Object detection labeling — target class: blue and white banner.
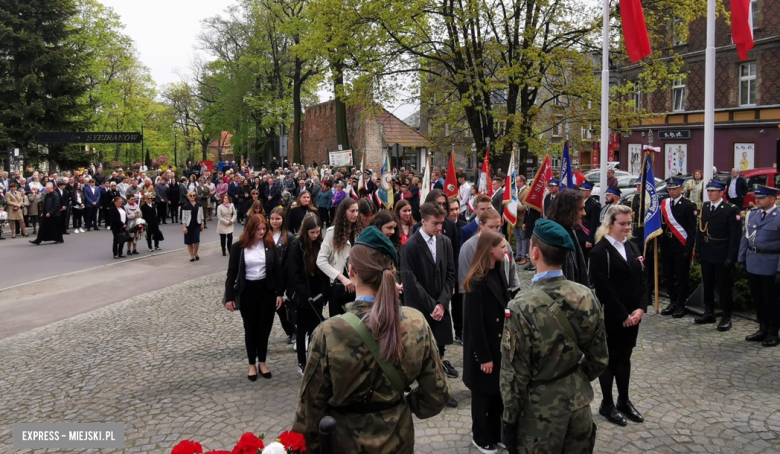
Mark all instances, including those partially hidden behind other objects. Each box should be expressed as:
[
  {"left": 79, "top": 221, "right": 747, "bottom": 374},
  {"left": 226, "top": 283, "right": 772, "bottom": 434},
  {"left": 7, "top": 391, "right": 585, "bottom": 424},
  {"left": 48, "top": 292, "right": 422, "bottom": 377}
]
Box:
[
  {"left": 560, "top": 140, "right": 575, "bottom": 189},
  {"left": 641, "top": 152, "right": 662, "bottom": 252}
]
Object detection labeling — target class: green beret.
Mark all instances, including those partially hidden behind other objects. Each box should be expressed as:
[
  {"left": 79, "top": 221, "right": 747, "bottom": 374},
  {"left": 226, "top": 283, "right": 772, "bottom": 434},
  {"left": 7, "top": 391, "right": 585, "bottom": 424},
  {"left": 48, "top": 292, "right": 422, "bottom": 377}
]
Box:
[
  {"left": 355, "top": 226, "right": 398, "bottom": 265},
  {"left": 533, "top": 219, "right": 575, "bottom": 251}
]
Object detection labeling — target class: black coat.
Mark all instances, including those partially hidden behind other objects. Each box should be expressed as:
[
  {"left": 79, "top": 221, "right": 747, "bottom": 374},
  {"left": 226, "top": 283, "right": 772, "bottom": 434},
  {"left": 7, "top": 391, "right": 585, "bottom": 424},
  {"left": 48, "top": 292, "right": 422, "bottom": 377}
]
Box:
[
  {"left": 287, "top": 206, "right": 315, "bottom": 234},
  {"left": 224, "top": 241, "right": 285, "bottom": 309},
  {"left": 661, "top": 197, "right": 697, "bottom": 257},
  {"left": 58, "top": 188, "right": 71, "bottom": 212},
  {"left": 543, "top": 193, "right": 555, "bottom": 218},
  {"left": 141, "top": 202, "right": 161, "bottom": 237},
  {"left": 400, "top": 230, "right": 456, "bottom": 346},
  {"left": 695, "top": 201, "right": 741, "bottom": 264},
  {"left": 286, "top": 238, "right": 328, "bottom": 307},
  {"left": 411, "top": 217, "right": 460, "bottom": 270},
  {"left": 577, "top": 196, "right": 601, "bottom": 245},
  {"left": 589, "top": 237, "right": 648, "bottom": 346},
  {"left": 43, "top": 190, "right": 62, "bottom": 217},
  {"left": 726, "top": 175, "right": 748, "bottom": 207},
  {"left": 463, "top": 266, "right": 509, "bottom": 394},
  {"left": 109, "top": 206, "right": 126, "bottom": 234}
]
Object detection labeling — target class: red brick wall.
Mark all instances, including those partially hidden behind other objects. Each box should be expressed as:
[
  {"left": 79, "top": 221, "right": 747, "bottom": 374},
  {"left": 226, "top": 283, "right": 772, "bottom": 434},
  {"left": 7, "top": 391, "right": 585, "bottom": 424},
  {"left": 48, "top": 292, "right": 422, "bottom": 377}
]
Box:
[{"left": 760, "top": 48, "right": 780, "bottom": 105}]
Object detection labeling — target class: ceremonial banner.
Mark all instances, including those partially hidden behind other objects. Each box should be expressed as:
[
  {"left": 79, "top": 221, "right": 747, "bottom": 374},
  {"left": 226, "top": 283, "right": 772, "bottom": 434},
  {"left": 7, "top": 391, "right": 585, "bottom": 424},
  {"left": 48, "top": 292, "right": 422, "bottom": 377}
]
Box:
[
  {"left": 421, "top": 155, "right": 431, "bottom": 201},
  {"left": 641, "top": 153, "right": 662, "bottom": 252},
  {"left": 525, "top": 155, "right": 553, "bottom": 212},
  {"left": 357, "top": 154, "right": 365, "bottom": 193},
  {"left": 502, "top": 152, "right": 518, "bottom": 226},
  {"left": 377, "top": 150, "right": 395, "bottom": 210},
  {"left": 478, "top": 144, "right": 493, "bottom": 197},
  {"left": 560, "top": 141, "right": 575, "bottom": 189},
  {"left": 444, "top": 152, "right": 458, "bottom": 198}
]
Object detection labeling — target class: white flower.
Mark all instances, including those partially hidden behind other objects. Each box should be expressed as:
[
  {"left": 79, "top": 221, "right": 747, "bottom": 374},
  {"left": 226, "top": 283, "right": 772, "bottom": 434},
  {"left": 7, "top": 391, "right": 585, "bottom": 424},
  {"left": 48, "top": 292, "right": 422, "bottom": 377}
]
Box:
[{"left": 262, "top": 442, "right": 288, "bottom": 454}]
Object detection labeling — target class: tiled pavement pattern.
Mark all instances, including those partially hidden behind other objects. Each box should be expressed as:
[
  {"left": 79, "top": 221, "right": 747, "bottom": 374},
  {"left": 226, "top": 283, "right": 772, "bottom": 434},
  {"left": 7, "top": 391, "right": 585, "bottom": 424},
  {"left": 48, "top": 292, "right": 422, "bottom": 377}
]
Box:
[{"left": 1, "top": 270, "right": 779, "bottom": 453}]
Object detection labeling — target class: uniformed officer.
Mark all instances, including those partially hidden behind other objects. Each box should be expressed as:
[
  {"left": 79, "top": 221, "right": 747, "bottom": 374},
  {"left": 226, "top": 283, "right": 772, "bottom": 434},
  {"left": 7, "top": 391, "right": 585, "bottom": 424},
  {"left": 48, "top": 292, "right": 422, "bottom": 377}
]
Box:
[
  {"left": 738, "top": 185, "right": 780, "bottom": 347},
  {"left": 500, "top": 219, "right": 608, "bottom": 454},
  {"left": 577, "top": 181, "right": 601, "bottom": 261},
  {"left": 542, "top": 179, "right": 559, "bottom": 219},
  {"left": 599, "top": 187, "right": 621, "bottom": 223},
  {"left": 694, "top": 180, "right": 741, "bottom": 330},
  {"left": 659, "top": 176, "right": 697, "bottom": 318}
]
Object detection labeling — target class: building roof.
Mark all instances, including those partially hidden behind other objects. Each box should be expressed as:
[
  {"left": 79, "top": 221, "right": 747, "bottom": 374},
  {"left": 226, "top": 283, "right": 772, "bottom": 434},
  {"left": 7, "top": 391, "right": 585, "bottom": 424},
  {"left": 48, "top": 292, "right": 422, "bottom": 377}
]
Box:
[
  {"left": 376, "top": 111, "right": 429, "bottom": 148},
  {"left": 208, "top": 131, "right": 233, "bottom": 148}
]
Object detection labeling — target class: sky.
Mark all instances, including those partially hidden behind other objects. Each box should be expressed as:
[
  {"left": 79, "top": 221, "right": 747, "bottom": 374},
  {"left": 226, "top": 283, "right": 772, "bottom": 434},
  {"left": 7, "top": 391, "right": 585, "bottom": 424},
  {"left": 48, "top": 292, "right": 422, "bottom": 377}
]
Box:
[{"left": 100, "top": 0, "right": 418, "bottom": 120}]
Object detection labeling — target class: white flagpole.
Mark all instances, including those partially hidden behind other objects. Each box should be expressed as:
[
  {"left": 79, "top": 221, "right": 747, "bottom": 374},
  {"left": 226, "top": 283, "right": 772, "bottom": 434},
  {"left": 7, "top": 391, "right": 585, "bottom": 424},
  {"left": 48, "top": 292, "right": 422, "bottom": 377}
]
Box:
[
  {"left": 702, "top": 0, "right": 716, "bottom": 183},
  {"left": 599, "top": 0, "right": 610, "bottom": 205}
]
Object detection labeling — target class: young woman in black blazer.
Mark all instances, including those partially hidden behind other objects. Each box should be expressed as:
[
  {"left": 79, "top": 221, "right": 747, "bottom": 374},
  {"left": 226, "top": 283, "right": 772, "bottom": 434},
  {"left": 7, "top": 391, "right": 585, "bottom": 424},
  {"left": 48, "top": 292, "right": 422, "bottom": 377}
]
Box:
[
  {"left": 269, "top": 207, "right": 297, "bottom": 343},
  {"left": 589, "top": 204, "right": 649, "bottom": 427},
  {"left": 462, "top": 230, "right": 511, "bottom": 453},
  {"left": 109, "top": 196, "right": 127, "bottom": 258},
  {"left": 223, "top": 214, "right": 285, "bottom": 381}
]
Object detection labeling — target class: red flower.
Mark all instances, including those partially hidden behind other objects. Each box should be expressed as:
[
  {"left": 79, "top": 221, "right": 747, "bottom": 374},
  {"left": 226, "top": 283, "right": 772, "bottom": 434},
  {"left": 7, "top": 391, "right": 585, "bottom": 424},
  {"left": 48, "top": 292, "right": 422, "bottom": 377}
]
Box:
[
  {"left": 172, "top": 440, "right": 203, "bottom": 454},
  {"left": 205, "top": 451, "right": 232, "bottom": 454},
  {"left": 232, "top": 433, "right": 264, "bottom": 454},
  {"left": 278, "top": 431, "right": 307, "bottom": 452}
]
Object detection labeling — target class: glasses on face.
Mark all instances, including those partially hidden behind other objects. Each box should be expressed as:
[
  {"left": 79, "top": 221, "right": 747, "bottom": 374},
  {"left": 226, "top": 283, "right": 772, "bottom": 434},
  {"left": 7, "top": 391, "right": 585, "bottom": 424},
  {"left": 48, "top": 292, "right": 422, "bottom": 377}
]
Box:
[{"left": 188, "top": 195, "right": 196, "bottom": 198}]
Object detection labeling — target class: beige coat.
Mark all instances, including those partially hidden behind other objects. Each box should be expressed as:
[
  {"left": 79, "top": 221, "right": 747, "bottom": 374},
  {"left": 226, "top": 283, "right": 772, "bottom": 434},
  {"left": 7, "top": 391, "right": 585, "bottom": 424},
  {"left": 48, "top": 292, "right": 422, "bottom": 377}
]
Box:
[
  {"left": 5, "top": 190, "right": 25, "bottom": 221},
  {"left": 316, "top": 226, "right": 352, "bottom": 281},
  {"left": 27, "top": 193, "right": 42, "bottom": 216},
  {"left": 217, "top": 203, "right": 237, "bottom": 234}
]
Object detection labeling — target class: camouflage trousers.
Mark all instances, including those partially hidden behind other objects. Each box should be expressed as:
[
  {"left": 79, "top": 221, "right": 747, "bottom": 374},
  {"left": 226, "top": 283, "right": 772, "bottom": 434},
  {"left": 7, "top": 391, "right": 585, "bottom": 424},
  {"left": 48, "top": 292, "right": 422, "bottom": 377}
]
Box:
[{"left": 517, "top": 406, "right": 596, "bottom": 454}]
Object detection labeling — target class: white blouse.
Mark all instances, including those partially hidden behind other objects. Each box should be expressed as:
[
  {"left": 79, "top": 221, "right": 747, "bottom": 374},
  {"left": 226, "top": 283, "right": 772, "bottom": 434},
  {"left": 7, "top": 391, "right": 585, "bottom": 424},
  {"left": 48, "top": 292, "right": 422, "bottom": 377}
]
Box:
[
  {"left": 244, "top": 244, "right": 267, "bottom": 281},
  {"left": 118, "top": 207, "right": 127, "bottom": 224}
]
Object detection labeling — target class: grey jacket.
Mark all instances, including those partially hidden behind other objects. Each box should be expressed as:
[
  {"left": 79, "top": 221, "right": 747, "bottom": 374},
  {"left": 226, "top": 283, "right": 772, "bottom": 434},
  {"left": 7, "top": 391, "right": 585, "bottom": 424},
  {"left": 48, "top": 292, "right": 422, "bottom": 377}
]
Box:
[{"left": 458, "top": 233, "right": 519, "bottom": 293}]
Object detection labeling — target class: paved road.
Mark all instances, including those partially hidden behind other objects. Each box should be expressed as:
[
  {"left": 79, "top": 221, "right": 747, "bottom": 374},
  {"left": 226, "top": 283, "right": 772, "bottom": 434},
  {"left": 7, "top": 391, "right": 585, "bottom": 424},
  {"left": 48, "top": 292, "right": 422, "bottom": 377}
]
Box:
[{"left": 1, "top": 269, "right": 778, "bottom": 453}]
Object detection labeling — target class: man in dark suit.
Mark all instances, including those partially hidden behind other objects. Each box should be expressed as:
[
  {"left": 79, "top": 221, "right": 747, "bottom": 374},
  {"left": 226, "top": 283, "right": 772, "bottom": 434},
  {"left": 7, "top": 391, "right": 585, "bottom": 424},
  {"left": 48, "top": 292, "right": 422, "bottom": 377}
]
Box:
[
  {"left": 694, "top": 180, "right": 742, "bottom": 330},
  {"left": 490, "top": 177, "right": 504, "bottom": 213},
  {"left": 402, "top": 202, "right": 458, "bottom": 408},
  {"left": 543, "top": 179, "right": 560, "bottom": 218},
  {"left": 412, "top": 190, "right": 461, "bottom": 262},
  {"left": 264, "top": 177, "right": 281, "bottom": 214},
  {"left": 56, "top": 179, "right": 71, "bottom": 235},
  {"left": 461, "top": 194, "right": 492, "bottom": 247},
  {"left": 577, "top": 181, "right": 601, "bottom": 261},
  {"left": 659, "top": 176, "right": 698, "bottom": 318},
  {"left": 726, "top": 168, "right": 748, "bottom": 209}
]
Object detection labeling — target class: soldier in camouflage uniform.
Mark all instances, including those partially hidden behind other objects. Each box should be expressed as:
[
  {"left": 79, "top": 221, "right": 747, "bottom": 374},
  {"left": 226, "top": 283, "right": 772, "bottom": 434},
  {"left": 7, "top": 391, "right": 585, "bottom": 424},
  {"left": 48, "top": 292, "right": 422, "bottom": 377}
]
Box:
[
  {"left": 293, "top": 227, "right": 452, "bottom": 453},
  {"left": 500, "top": 219, "right": 609, "bottom": 454}
]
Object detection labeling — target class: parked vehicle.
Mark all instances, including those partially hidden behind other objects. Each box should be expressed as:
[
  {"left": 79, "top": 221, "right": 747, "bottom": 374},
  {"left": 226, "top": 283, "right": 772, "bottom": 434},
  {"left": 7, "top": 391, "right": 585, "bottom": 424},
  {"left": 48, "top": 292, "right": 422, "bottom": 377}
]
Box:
[
  {"left": 585, "top": 168, "right": 631, "bottom": 185},
  {"left": 737, "top": 167, "right": 779, "bottom": 208},
  {"left": 594, "top": 175, "right": 665, "bottom": 198}
]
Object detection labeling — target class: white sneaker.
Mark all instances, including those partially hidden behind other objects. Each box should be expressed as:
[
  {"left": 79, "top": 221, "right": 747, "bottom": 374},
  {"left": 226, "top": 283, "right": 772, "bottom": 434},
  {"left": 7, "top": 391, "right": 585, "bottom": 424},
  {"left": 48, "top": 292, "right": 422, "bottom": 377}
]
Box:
[
  {"left": 471, "top": 440, "right": 497, "bottom": 454},
  {"left": 79, "top": 228, "right": 85, "bottom": 233},
  {"left": 73, "top": 230, "right": 79, "bottom": 234}
]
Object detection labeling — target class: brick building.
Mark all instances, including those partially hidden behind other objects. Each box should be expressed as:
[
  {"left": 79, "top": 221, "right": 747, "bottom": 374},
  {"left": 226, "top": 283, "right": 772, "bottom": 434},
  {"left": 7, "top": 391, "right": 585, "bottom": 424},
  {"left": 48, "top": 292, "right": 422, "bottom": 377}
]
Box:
[
  {"left": 617, "top": 0, "right": 780, "bottom": 178},
  {"left": 290, "top": 100, "right": 429, "bottom": 172}
]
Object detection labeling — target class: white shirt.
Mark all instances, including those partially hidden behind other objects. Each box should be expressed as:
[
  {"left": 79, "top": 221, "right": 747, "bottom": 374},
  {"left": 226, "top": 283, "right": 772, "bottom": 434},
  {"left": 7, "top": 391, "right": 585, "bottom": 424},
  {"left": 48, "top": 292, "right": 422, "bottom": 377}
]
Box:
[
  {"left": 244, "top": 244, "right": 267, "bottom": 280},
  {"left": 459, "top": 182, "right": 471, "bottom": 212},
  {"left": 728, "top": 178, "right": 738, "bottom": 198},
  {"left": 118, "top": 207, "right": 126, "bottom": 224},
  {"left": 273, "top": 231, "right": 282, "bottom": 244},
  {"left": 671, "top": 195, "right": 683, "bottom": 206},
  {"left": 606, "top": 235, "right": 627, "bottom": 261},
  {"left": 709, "top": 200, "right": 722, "bottom": 211},
  {"left": 420, "top": 229, "right": 437, "bottom": 262}
]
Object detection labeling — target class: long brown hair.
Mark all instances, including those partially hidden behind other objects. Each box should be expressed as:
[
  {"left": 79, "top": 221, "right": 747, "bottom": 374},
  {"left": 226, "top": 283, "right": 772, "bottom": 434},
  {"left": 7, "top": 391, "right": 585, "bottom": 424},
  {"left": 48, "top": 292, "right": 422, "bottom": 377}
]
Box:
[
  {"left": 463, "top": 230, "right": 505, "bottom": 292},
  {"left": 350, "top": 244, "right": 403, "bottom": 364},
  {"left": 295, "top": 190, "right": 317, "bottom": 213},
  {"left": 247, "top": 200, "right": 264, "bottom": 217},
  {"left": 299, "top": 215, "right": 323, "bottom": 276},
  {"left": 269, "top": 207, "right": 290, "bottom": 246},
  {"left": 239, "top": 214, "right": 274, "bottom": 248},
  {"left": 332, "top": 197, "right": 363, "bottom": 252}
]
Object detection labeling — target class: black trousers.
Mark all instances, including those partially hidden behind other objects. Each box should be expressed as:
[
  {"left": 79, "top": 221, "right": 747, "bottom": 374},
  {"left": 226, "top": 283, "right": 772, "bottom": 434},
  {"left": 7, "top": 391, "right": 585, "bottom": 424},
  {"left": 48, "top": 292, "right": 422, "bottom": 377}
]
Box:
[
  {"left": 112, "top": 230, "right": 125, "bottom": 256},
  {"left": 451, "top": 293, "right": 464, "bottom": 339},
  {"left": 169, "top": 203, "right": 179, "bottom": 222},
  {"left": 471, "top": 391, "right": 503, "bottom": 446},
  {"left": 318, "top": 207, "right": 330, "bottom": 227},
  {"left": 84, "top": 206, "right": 97, "bottom": 229},
  {"left": 701, "top": 261, "right": 734, "bottom": 316},
  {"left": 747, "top": 273, "right": 780, "bottom": 333},
  {"left": 72, "top": 208, "right": 83, "bottom": 229},
  {"left": 60, "top": 209, "right": 69, "bottom": 233},
  {"left": 145, "top": 233, "right": 159, "bottom": 250},
  {"left": 156, "top": 202, "right": 168, "bottom": 224},
  {"left": 662, "top": 248, "right": 691, "bottom": 307},
  {"left": 239, "top": 280, "right": 277, "bottom": 364},
  {"left": 220, "top": 233, "right": 233, "bottom": 252},
  {"left": 296, "top": 299, "right": 324, "bottom": 366},
  {"left": 599, "top": 344, "right": 635, "bottom": 406},
  {"left": 276, "top": 303, "right": 296, "bottom": 337}
]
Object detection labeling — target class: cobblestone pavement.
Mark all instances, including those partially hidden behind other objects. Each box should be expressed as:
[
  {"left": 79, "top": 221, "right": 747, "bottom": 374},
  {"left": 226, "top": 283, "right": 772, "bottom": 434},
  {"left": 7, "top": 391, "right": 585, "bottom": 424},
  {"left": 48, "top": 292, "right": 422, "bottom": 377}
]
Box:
[{"left": 1, "top": 270, "right": 779, "bottom": 453}]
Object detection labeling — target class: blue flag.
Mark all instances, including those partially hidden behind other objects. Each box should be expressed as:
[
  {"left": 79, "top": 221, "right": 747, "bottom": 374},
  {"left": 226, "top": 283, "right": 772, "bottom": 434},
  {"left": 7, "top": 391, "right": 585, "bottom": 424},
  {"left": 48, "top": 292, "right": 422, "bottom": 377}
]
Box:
[
  {"left": 377, "top": 149, "right": 394, "bottom": 210},
  {"left": 560, "top": 141, "right": 575, "bottom": 189},
  {"left": 641, "top": 153, "right": 662, "bottom": 253}
]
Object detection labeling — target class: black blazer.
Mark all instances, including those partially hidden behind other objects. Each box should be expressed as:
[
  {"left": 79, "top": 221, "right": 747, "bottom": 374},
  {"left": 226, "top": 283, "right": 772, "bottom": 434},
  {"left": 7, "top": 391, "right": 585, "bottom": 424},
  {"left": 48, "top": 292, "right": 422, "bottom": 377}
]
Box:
[
  {"left": 695, "top": 201, "right": 741, "bottom": 264},
  {"left": 43, "top": 190, "right": 62, "bottom": 217},
  {"left": 224, "top": 241, "right": 285, "bottom": 308},
  {"left": 411, "top": 217, "right": 460, "bottom": 269},
  {"left": 400, "top": 230, "right": 456, "bottom": 346},
  {"left": 726, "top": 175, "right": 749, "bottom": 198},
  {"left": 286, "top": 237, "right": 328, "bottom": 307},
  {"left": 463, "top": 266, "right": 509, "bottom": 394},
  {"left": 577, "top": 196, "right": 601, "bottom": 245},
  {"left": 589, "top": 237, "right": 648, "bottom": 336},
  {"left": 109, "top": 206, "right": 126, "bottom": 234}
]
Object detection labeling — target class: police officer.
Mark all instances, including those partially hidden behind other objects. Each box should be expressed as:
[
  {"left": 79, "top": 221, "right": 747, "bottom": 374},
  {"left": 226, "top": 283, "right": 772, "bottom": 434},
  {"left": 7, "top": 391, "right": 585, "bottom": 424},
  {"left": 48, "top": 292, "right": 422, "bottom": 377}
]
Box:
[
  {"left": 659, "top": 176, "right": 697, "bottom": 318},
  {"left": 738, "top": 185, "right": 780, "bottom": 347},
  {"left": 577, "top": 181, "right": 601, "bottom": 261},
  {"left": 694, "top": 180, "right": 741, "bottom": 330},
  {"left": 500, "top": 219, "right": 608, "bottom": 454},
  {"left": 599, "top": 187, "right": 621, "bottom": 223}
]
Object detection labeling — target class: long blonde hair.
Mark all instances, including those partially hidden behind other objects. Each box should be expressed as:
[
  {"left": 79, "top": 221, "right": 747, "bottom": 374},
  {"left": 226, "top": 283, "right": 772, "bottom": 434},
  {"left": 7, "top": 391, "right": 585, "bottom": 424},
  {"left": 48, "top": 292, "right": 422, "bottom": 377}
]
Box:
[{"left": 595, "top": 204, "right": 633, "bottom": 243}]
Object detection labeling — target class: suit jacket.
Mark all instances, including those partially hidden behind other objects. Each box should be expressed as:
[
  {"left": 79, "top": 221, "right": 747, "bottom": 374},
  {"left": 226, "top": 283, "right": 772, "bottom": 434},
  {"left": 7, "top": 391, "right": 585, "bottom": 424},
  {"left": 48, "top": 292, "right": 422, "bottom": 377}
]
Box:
[
  {"left": 463, "top": 266, "right": 509, "bottom": 394},
  {"left": 412, "top": 218, "right": 460, "bottom": 268},
  {"left": 401, "top": 230, "right": 456, "bottom": 345},
  {"left": 43, "top": 190, "right": 62, "bottom": 217},
  {"left": 460, "top": 219, "right": 479, "bottom": 247},
  {"left": 84, "top": 185, "right": 101, "bottom": 205},
  {"left": 726, "top": 175, "right": 749, "bottom": 198},
  {"left": 695, "top": 201, "right": 741, "bottom": 264},
  {"left": 543, "top": 193, "right": 555, "bottom": 218},
  {"left": 491, "top": 188, "right": 504, "bottom": 213},
  {"left": 58, "top": 188, "right": 71, "bottom": 212},
  {"left": 661, "top": 197, "right": 697, "bottom": 257},
  {"left": 224, "top": 241, "right": 285, "bottom": 309},
  {"left": 739, "top": 207, "right": 780, "bottom": 276},
  {"left": 589, "top": 238, "right": 648, "bottom": 337},
  {"left": 109, "top": 206, "right": 126, "bottom": 234}
]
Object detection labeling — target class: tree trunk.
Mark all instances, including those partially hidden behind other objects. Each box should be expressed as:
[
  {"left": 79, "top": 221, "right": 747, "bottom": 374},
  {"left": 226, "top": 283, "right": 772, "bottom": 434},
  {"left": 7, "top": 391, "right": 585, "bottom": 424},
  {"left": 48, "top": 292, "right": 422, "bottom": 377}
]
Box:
[
  {"left": 334, "top": 61, "right": 350, "bottom": 150},
  {"left": 293, "top": 57, "right": 303, "bottom": 165}
]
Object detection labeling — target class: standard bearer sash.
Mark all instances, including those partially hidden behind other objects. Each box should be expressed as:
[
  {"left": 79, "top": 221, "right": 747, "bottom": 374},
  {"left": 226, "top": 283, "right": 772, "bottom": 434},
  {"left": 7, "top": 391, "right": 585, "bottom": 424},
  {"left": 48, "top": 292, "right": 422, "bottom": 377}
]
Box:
[{"left": 661, "top": 199, "right": 687, "bottom": 245}]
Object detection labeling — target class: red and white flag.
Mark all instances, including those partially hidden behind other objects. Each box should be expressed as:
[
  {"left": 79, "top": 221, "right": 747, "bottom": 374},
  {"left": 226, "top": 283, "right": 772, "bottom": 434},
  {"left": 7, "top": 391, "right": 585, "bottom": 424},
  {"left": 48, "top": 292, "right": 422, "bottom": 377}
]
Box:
[
  {"left": 478, "top": 144, "right": 493, "bottom": 197},
  {"left": 731, "top": 0, "right": 755, "bottom": 60},
  {"left": 620, "top": 0, "right": 652, "bottom": 62}
]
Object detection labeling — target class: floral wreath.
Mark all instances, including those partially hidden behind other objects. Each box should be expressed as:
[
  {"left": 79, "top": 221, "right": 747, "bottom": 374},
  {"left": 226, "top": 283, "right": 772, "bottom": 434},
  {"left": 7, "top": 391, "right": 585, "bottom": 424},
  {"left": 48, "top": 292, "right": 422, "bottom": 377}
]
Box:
[{"left": 172, "top": 431, "right": 305, "bottom": 454}]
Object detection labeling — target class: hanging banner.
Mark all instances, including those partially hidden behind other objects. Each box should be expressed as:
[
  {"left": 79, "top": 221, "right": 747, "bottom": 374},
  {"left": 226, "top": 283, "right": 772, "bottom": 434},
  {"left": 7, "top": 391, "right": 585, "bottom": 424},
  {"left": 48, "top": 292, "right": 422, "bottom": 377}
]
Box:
[{"left": 328, "top": 150, "right": 353, "bottom": 167}]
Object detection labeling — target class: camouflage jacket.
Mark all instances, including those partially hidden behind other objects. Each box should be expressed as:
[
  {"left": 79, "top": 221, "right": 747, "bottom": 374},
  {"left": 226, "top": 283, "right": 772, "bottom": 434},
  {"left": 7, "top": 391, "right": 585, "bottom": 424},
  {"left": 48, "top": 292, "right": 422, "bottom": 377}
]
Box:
[
  {"left": 293, "top": 300, "right": 452, "bottom": 454},
  {"left": 500, "top": 276, "right": 608, "bottom": 424}
]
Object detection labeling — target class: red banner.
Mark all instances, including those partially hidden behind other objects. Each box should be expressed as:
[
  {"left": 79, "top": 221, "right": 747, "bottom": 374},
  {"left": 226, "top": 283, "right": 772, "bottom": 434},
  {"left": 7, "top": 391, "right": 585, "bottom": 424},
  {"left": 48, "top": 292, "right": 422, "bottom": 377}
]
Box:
[
  {"left": 444, "top": 151, "right": 458, "bottom": 198},
  {"left": 525, "top": 155, "right": 552, "bottom": 213}
]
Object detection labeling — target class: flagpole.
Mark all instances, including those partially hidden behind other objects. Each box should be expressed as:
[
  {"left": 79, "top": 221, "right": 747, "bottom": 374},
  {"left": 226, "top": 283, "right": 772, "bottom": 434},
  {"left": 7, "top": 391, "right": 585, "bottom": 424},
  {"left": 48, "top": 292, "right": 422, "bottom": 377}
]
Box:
[
  {"left": 702, "top": 0, "right": 716, "bottom": 183},
  {"left": 654, "top": 237, "right": 659, "bottom": 311},
  {"left": 599, "top": 0, "right": 610, "bottom": 205}
]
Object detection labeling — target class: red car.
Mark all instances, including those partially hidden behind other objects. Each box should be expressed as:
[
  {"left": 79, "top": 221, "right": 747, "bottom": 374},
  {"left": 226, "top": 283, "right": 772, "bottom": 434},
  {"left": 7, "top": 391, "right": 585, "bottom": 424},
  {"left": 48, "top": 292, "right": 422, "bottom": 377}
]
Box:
[{"left": 736, "top": 167, "right": 779, "bottom": 208}]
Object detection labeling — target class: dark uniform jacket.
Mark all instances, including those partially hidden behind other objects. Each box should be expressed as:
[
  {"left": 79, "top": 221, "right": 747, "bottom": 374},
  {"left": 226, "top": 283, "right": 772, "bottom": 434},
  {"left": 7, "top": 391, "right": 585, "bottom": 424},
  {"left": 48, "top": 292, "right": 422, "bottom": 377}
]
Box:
[
  {"left": 576, "top": 196, "right": 601, "bottom": 246},
  {"left": 695, "top": 201, "right": 741, "bottom": 264},
  {"left": 661, "top": 197, "right": 697, "bottom": 257}
]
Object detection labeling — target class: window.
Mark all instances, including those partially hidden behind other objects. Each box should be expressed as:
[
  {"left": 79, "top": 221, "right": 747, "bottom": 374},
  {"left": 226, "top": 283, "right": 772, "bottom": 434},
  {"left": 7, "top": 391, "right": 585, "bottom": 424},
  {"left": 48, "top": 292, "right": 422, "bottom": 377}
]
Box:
[
  {"left": 747, "top": 175, "right": 766, "bottom": 188},
  {"left": 752, "top": 0, "right": 759, "bottom": 28},
  {"left": 552, "top": 122, "right": 562, "bottom": 137},
  {"left": 672, "top": 18, "right": 686, "bottom": 46},
  {"left": 774, "top": 173, "right": 780, "bottom": 188},
  {"left": 402, "top": 147, "right": 418, "bottom": 170},
  {"left": 739, "top": 62, "right": 757, "bottom": 106},
  {"left": 466, "top": 153, "right": 473, "bottom": 170},
  {"left": 672, "top": 75, "right": 685, "bottom": 111},
  {"left": 581, "top": 124, "right": 593, "bottom": 141},
  {"left": 633, "top": 83, "right": 643, "bottom": 111}
]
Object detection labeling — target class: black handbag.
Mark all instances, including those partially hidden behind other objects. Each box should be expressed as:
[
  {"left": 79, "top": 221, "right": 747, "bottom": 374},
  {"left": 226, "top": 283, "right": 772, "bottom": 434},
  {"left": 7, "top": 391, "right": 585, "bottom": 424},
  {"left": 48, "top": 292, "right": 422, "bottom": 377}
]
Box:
[
  {"left": 285, "top": 300, "right": 297, "bottom": 325},
  {"left": 117, "top": 231, "right": 130, "bottom": 243},
  {"left": 330, "top": 276, "right": 356, "bottom": 309}
]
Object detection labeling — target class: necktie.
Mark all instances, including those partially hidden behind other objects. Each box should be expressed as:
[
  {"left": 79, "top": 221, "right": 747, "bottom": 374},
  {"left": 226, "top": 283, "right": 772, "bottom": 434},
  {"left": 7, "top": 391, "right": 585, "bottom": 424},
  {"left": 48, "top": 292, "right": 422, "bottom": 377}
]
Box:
[
  {"left": 762, "top": 211, "right": 767, "bottom": 222},
  {"left": 427, "top": 237, "right": 436, "bottom": 262},
  {"left": 711, "top": 205, "right": 714, "bottom": 212}
]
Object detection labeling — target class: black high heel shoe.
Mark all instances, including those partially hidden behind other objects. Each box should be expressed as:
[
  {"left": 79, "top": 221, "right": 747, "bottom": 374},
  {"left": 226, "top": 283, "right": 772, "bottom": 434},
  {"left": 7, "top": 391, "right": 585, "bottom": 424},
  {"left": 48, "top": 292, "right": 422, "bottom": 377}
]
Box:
[{"left": 247, "top": 374, "right": 257, "bottom": 382}]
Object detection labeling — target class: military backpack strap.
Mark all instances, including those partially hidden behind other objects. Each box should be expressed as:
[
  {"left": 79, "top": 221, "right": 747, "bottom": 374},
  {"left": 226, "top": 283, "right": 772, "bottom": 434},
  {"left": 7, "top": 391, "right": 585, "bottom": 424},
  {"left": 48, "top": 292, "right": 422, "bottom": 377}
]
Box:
[
  {"left": 532, "top": 289, "right": 580, "bottom": 346},
  {"left": 340, "top": 312, "right": 406, "bottom": 393}
]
